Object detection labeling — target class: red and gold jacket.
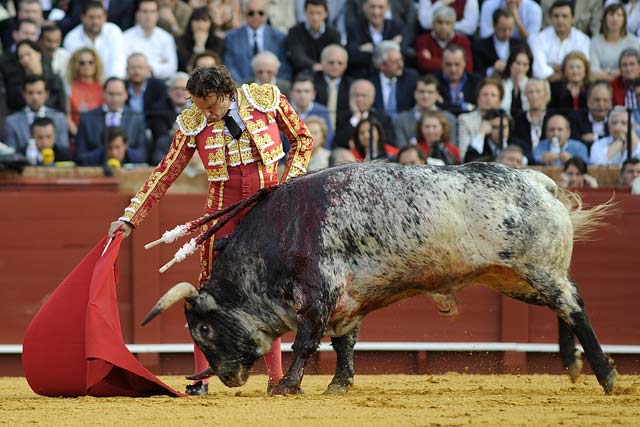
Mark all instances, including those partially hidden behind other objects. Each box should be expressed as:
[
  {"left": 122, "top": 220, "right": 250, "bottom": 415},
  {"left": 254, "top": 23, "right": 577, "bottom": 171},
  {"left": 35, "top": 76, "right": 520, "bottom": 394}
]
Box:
[{"left": 118, "top": 83, "right": 313, "bottom": 227}]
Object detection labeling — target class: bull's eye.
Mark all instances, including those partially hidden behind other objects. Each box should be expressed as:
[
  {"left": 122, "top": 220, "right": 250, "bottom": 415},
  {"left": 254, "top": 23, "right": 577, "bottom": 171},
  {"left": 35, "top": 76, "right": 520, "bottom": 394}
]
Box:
[{"left": 199, "top": 324, "right": 210, "bottom": 335}]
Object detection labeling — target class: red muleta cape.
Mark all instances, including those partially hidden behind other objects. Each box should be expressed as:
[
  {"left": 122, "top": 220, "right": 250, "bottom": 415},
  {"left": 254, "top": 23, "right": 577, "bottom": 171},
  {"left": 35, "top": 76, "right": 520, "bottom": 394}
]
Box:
[{"left": 22, "top": 233, "right": 185, "bottom": 397}]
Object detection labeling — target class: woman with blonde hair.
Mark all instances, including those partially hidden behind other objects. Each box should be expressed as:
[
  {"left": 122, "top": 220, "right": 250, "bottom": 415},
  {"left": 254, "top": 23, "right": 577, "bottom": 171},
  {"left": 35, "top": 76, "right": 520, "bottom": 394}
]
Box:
[
  {"left": 305, "top": 115, "right": 331, "bottom": 171},
  {"left": 66, "top": 48, "right": 104, "bottom": 136},
  {"left": 549, "top": 51, "right": 591, "bottom": 113}
]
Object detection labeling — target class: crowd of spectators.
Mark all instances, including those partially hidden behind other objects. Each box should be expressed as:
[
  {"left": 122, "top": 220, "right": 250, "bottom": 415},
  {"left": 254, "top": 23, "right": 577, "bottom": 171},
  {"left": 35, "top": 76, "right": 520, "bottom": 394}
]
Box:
[{"left": 0, "top": 0, "right": 639, "bottom": 189}]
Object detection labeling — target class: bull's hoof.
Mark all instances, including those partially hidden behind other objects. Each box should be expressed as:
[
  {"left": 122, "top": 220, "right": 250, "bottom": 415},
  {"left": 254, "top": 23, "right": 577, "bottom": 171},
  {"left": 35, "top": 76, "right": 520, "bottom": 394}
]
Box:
[
  {"left": 566, "top": 351, "right": 583, "bottom": 383},
  {"left": 601, "top": 368, "right": 618, "bottom": 395},
  {"left": 323, "top": 382, "right": 351, "bottom": 395},
  {"left": 267, "top": 382, "right": 304, "bottom": 396},
  {"left": 185, "top": 381, "right": 208, "bottom": 396}
]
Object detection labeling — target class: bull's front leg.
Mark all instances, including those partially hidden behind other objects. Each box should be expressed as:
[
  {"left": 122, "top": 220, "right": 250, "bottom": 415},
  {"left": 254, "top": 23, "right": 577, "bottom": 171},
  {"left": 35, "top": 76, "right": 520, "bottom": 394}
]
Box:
[
  {"left": 269, "top": 286, "right": 330, "bottom": 396},
  {"left": 325, "top": 325, "right": 359, "bottom": 394}
]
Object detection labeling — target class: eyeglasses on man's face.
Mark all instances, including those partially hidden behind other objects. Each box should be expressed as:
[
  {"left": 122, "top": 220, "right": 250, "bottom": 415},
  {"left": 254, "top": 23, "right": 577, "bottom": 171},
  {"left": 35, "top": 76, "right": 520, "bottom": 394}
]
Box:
[{"left": 247, "top": 10, "right": 264, "bottom": 17}]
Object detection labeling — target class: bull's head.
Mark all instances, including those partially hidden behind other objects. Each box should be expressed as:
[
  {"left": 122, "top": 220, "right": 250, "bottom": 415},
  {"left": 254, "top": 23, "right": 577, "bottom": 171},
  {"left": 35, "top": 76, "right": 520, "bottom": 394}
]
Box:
[{"left": 141, "top": 282, "right": 273, "bottom": 388}]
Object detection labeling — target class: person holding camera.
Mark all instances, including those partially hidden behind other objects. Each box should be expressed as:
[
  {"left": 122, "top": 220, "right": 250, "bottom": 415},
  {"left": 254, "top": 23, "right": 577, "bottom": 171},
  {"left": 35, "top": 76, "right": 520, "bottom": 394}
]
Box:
[
  {"left": 533, "top": 114, "right": 589, "bottom": 166},
  {"left": 590, "top": 106, "right": 640, "bottom": 165},
  {"left": 415, "top": 110, "right": 460, "bottom": 165}
]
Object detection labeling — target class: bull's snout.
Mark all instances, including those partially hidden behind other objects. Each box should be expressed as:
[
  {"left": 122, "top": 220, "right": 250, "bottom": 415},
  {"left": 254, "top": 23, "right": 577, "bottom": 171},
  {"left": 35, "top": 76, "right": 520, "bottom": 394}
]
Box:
[{"left": 219, "top": 367, "right": 249, "bottom": 388}]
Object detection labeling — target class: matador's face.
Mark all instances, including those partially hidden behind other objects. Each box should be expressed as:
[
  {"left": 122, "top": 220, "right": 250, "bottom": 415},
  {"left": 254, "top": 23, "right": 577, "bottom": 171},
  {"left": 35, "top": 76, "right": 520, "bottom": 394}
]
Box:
[{"left": 191, "top": 93, "right": 232, "bottom": 123}]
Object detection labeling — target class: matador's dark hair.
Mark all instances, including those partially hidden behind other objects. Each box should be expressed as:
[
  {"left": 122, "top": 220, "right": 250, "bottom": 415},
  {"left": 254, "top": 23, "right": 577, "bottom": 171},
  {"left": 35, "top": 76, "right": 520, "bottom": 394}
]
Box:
[{"left": 186, "top": 65, "right": 237, "bottom": 101}]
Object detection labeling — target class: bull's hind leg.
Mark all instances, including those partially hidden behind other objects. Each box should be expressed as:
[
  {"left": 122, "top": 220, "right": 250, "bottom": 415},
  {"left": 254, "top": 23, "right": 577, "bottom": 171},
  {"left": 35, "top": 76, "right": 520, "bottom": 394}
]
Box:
[
  {"left": 563, "top": 291, "right": 617, "bottom": 394},
  {"left": 325, "top": 326, "right": 360, "bottom": 394},
  {"left": 558, "top": 316, "right": 583, "bottom": 383},
  {"left": 530, "top": 276, "right": 617, "bottom": 394}
]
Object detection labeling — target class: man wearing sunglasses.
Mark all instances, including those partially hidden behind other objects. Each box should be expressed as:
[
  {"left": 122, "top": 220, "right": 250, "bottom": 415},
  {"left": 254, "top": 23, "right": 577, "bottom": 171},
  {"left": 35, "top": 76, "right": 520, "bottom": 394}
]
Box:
[{"left": 224, "top": 0, "right": 290, "bottom": 83}]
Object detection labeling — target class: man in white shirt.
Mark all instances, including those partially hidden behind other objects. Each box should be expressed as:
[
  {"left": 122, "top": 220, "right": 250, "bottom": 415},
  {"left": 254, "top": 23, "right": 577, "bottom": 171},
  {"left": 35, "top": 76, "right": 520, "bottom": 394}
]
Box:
[
  {"left": 590, "top": 107, "right": 640, "bottom": 165},
  {"left": 530, "top": 0, "right": 591, "bottom": 81},
  {"left": 63, "top": 1, "right": 126, "bottom": 79},
  {"left": 123, "top": 0, "right": 177, "bottom": 81},
  {"left": 480, "top": 0, "right": 542, "bottom": 40}
]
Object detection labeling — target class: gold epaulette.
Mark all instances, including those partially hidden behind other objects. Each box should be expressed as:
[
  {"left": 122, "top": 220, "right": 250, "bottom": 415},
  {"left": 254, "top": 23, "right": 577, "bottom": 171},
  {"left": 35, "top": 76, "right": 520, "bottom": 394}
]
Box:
[
  {"left": 241, "top": 83, "right": 280, "bottom": 113},
  {"left": 176, "top": 105, "right": 206, "bottom": 136}
]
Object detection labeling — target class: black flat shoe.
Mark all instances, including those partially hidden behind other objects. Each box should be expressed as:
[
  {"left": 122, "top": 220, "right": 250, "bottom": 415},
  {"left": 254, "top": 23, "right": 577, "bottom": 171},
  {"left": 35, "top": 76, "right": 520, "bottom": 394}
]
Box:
[{"left": 185, "top": 381, "right": 208, "bottom": 396}]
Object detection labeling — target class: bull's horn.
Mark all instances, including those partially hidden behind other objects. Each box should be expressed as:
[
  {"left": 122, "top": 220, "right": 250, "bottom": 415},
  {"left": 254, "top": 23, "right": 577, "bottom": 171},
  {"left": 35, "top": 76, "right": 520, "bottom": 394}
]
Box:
[
  {"left": 185, "top": 367, "right": 214, "bottom": 380},
  {"left": 141, "top": 282, "right": 199, "bottom": 326}
]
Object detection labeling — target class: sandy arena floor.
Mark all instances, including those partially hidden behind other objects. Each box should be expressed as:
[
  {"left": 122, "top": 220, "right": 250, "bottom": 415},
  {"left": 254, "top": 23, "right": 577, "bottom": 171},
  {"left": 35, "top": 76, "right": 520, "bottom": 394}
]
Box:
[{"left": 1, "top": 374, "right": 639, "bottom": 426}]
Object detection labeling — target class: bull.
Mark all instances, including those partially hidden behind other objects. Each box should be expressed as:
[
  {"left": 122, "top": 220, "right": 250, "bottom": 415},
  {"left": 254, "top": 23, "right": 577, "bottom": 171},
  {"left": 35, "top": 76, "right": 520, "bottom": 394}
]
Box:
[{"left": 143, "top": 162, "right": 617, "bottom": 395}]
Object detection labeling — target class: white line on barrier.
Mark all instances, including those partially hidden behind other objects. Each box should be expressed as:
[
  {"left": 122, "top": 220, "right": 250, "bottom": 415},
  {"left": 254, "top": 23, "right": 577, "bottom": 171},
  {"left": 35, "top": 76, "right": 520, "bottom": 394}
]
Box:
[{"left": 2, "top": 342, "right": 640, "bottom": 354}]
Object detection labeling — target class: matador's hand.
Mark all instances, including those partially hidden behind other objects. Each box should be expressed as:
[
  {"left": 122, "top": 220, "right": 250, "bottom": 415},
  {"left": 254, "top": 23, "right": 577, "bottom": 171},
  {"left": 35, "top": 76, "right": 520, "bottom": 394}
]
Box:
[{"left": 109, "top": 220, "right": 133, "bottom": 238}]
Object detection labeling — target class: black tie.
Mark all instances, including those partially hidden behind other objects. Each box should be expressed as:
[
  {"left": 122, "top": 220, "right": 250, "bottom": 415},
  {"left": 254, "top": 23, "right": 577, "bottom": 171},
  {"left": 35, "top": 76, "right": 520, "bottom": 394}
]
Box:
[
  {"left": 252, "top": 31, "right": 259, "bottom": 56},
  {"left": 223, "top": 111, "right": 243, "bottom": 140}
]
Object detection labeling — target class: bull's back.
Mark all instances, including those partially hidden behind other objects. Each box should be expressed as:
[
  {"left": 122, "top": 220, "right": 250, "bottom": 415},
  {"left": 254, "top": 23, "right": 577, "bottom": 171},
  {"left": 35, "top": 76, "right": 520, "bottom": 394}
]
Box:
[{"left": 316, "top": 163, "right": 574, "bottom": 300}]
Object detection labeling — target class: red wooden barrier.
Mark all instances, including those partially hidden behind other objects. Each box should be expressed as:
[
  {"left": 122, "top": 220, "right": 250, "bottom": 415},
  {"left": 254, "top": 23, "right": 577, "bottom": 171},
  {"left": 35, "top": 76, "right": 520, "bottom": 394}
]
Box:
[{"left": 1, "top": 188, "right": 638, "bottom": 376}]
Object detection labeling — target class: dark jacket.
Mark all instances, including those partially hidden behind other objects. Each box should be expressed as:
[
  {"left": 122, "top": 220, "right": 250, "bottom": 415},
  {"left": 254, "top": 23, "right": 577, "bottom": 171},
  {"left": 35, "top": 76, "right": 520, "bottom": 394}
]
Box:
[
  {"left": 371, "top": 67, "right": 418, "bottom": 117},
  {"left": 435, "top": 71, "right": 482, "bottom": 116},
  {"left": 125, "top": 77, "right": 170, "bottom": 125},
  {"left": 147, "top": 97, "right": 182, "bottom": 165},
  {"left": 472, "top": 36, "right": 523, "bottom": 76},
  {"left": 0, "top": 54, "right": 66, "bottom": 114},
  {"left": 75, "top": 106, "right": 147, "bottom": 166},
  {"left": 568, "top": 109, "right": 609, "bottom": 149},
  {"left": 549, "top": 81, "right": 588, "bottom": 114},
  {"left": 332, "top": 108, "right": 396, "bottom": 149},
  {"left": 346, "top": 17, "right": 407, "bottom": 78},
  {"left": 512, "top": 111, "right": 550, "bottom": 165},
  {"left": 313, "top": 72, "right": 353, "bottom": 118},
  {"left": 286, "top": 22, "right": 341, "bottom": 77}
]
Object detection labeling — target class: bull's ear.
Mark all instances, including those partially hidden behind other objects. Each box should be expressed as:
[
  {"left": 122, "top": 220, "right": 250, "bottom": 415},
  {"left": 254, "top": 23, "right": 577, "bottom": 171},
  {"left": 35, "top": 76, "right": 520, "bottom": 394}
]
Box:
[{"left": 189, "top": 293, "right": 218, "bottom": 313}]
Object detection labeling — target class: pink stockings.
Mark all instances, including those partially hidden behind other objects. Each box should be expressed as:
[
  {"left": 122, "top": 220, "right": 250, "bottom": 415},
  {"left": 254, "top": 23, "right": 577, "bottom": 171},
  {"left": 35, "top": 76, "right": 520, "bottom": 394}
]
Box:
[{"left": 192, "top": 338, "right": 283, "bottom": 385}]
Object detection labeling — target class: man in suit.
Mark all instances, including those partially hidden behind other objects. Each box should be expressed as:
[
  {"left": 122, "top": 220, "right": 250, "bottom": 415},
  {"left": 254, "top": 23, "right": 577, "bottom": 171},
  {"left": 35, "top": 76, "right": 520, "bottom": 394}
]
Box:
[
  {"left": 0, "top": 0, "right": 42, "bottom": 52},
  {"left": 313, "top": 44, "right": 352, "bottom": 130},
  {"left": 286, "top": 0, "right": 341, "bottom": 78},
  {"left": 394, "top": 74, "right": 457, "bottom": 148},
  {"left": 473, "top": 8, "right": 523, "bottom": 77},
  {"left": 569, "top": 81, "right": 611, "bottom": 150},
  {"left": 224, "top": 0, "right": 289, "bottom": 83},
  {"left": 332, "top": 78, "right": 396, "bottom": 148},
  {"left": 148, "top": 72, "right": 191, "bottom": 165},
  {"left": 58, "top": 0, "right": 136, "bottom": 34},
  {"left": 345, "top": 0, "right": 406, "bottom": 78},
  {"left": 371, "top": 40, "right": 417, "bottom": 120},
  {"left": 75, "top": 77, "right": 147, "bottom": 166},
  {"left": 125, "top": 53, "right": 170, "bottom": 125},
  {"left": 29, "top": 116, "right": 72, "bottom": 164},
  {"left": 289, "top": 73, "right": 334, "bottom": 147},
  {"left": 247, "top": 51, "right": 291, "bottom": 98},
  {"left": 3, "top": 75, "right": 68, "bottom": 154},
  {"left": 436, "top": 44, "right": 482, "bottom": 116}
]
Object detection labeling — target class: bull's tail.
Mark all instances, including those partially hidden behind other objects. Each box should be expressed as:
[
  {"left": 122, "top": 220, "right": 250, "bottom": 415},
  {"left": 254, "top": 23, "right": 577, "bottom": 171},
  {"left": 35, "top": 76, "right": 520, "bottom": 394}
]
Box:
[{"left": 556, "top": 189, "right": 615, "bottom": 241}]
